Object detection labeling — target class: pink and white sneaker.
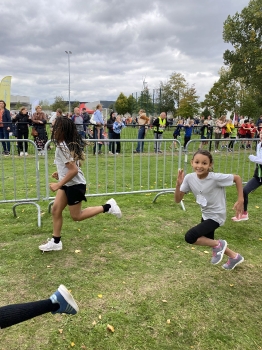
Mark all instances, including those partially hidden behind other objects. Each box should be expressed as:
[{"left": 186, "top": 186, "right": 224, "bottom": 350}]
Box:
[{"left": 231, "top": 213, "right": 249, "bottom": 222}]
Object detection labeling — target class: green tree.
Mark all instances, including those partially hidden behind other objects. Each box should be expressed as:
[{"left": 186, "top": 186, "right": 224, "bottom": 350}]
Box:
[
  {"left": 137, "top": 88, "right": 154, "bottom": 114},
  {"left": 71, "top": 101, "right": 80, "bottom": 109},
  {"left": 201, "top": 107, "right": 212, "bottom": 118},
  {"left": 127, "top": 94, "right": 137, "bottom": 116},
  {"left": 115, "top": 92, "right": 128, "bottom": 115},
  {"left": 158, "top": 81, "right": 176, "bottom": 116},
  {"left": 14, "top": 101, "right": 22, "bottom": 110},
  {"left": 39, "top": 99, "right": 50, "bottom": 110},
  {"left": 203, "top": 69, "right": 239, "bottom": 117},
  {"left": 51, "top": 96, "right": 66, "bottom": 112},
  {"left": 223, "top": 0, "right": 262, "bottom": 100},
  {"left": 159, "top": 72, "right": 188, "bottom": 116},
  {"left": 239, "top": 90, "right": 262, "bottom": 119},
  {"left": 177, "top": 86, "right": 200, "bottom": 118}
]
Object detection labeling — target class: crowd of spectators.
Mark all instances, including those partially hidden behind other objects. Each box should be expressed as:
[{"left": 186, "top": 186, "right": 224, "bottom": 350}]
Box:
[{"left": 2, "top": 102, "right": 262, "bottom": 157}]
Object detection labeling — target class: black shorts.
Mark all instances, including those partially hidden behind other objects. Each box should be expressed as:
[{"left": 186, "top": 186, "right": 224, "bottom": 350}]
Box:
[{"left": 61, "top": 184, "right": 87, "bottom": 206}]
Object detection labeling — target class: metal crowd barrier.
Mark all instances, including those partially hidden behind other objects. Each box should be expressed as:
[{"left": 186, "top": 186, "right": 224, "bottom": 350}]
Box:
[
  {"left": 183, "top": 137, "right": 259, "bottom": 183},
  {"left": 43, "top": 138, "right": 186, "bottom": 211},
  {"left": 1, "top": 136, "right": 259, "bottom": 225},
  {"left": 0, "top": 139, "right": 42, "bottom": 226}
]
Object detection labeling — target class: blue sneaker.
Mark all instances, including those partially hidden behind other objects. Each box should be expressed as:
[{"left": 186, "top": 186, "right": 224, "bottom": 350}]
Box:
[{"left": 50, "top": 285, "right": 79, "bottom": 315}]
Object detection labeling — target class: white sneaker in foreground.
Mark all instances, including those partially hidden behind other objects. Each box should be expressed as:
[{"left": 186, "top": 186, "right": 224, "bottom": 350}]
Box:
[
  {"left": 39, "top": 238, "right": 63, "bottom": 252},
  {"left": 106, "top": 198, "right": 122, "bottom": 218}
]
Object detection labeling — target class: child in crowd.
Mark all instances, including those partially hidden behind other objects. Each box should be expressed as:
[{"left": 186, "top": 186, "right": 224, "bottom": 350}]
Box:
[
  {"left": 0, "top": 285, "right": 78, "bottom": 329},
  {"left": 175, "top": 150, "right": 244, "bottom": 270},
  {"left": 172, "top": 119, "right": 183, "bottom": 150},
  {"left": 228, "top": 119, "right": 238, "bottom": 152},
  {"left": 199, "top": 120, "right": 210, "bottom": 149},
  {"left": 39, "top": 117, "right": 122, "bottom": 252},
  {"left": 183, "top": 120, "right": 194, "bottom": 149},
  {"left": 232, "top": 130, "right": 262, "bottom": 221},
  {"left": 250, "top": 122, "right": 257, "bottom": 139},
  {"left": 112, "top": 115, "right": 125, "bottom": 154}
]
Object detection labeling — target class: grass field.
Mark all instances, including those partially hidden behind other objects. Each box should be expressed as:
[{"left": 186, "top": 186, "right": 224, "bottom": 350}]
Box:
[{"left": 0, "top": 126, "right": 262, "bottom": 350}]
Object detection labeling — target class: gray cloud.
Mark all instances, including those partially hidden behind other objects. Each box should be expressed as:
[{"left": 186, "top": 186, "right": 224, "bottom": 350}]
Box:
[{"left": 0, "top": 0, "right": 249, "bottom": 103}]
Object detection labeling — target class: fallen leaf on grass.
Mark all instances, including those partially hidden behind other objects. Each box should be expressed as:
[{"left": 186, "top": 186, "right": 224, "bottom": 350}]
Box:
[
  {"left": 203, "top": 251, "right": 209, "bottom": 254},
  {"left": 98, "top": 315, "right": 102, "bottom": 319},
  {"left": 162, "top": 300, "right": 167, "bottom": 303},
  {"left": 255, "top": 206, "right": 260, "bottom": 208},
  {"left": 191, "top": 247, "right": 195, "bottom": 250},
  {"left": 167, "top": 319, "right": 171, "bottom": 324},
  {"left": 75, "top": 250, "right": 81, "bottom": 253},
  {"left": 259, "top": 238, "right": 262, "bottom": 241},
  {"left": 47, "top": 265, "right": 52, "bottom": 268},
  {"left": 58, "top": 329, "right": 63, "bottom": 334},
  {"left": 71, "top": 342, "right": 75, "bottom": 347},
  {"left": 230, "top": 284, "right": 234, "bottom": 287},
  {"left": 97, "top": 294, "right": 103, "bottom": 298},
  {"left": 178, "top": 261, "right": 182, "bottom": 264},
  {"left": 107, "top": 324, "right": 115, "bottom": 332}
]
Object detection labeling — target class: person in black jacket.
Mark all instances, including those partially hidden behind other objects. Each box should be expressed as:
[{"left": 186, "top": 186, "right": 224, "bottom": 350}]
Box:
[
  {"left": 0, "top": 99, "right": 12, "bottom": 155},
  {"left": 106, "top": 111, "right": 116, "bottom": 154},
  {"left": 81, "top": 108, "right": 90, "bottom": 134},
  {"left": 12, "top": 107, "right": 32, "bottom": 156}
]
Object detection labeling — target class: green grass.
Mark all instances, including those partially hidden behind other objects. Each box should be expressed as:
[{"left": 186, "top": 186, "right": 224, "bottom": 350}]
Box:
[
  {"left": 1, "top": 191, "right": 262, "bottom": 350},
  {"left": 0, "top": 127, "right": 262, "bottom": 349}
]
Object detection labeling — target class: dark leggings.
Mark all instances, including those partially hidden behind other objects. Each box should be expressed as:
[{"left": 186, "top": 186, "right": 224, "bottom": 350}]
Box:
[
  {"left": 17, "top": 129, "right": 29, "bottom": 152},
  {"left": 185, "top": 218, "right": 220, "bottom": 244},
  {"left": 243, "top": 176, "right": 262, "bottom": 211},
  {"left": 0, "top": 299, "right": 58, "bottom": 329}
]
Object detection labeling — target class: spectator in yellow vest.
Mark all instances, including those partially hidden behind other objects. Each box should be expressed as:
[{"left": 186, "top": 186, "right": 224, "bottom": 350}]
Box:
[{"left": 153, "top": 112, "right": 169, "bottom": 153}]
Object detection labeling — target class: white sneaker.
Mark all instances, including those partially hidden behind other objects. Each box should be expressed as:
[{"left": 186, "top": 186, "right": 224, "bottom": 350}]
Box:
[
  {"left": 39, "top": 238, "right": 62, "bottom": 251},
  {"left": 25, "top": 152, "right": 28, "bottom": 156},
  {"left": 20, "top": 152, "right": 24, "bottom": 156},
  {"left": 106, "top": 198, "right": 122, "bottom": 218}
]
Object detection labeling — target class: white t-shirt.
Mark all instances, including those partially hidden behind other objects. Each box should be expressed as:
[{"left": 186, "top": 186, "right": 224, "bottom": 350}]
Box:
[
  {"left": 55, "top": 142, "right": 86, "bottom": 186},
  {"left": 180, "top": 172, "right": 234, "bottom": 226}
]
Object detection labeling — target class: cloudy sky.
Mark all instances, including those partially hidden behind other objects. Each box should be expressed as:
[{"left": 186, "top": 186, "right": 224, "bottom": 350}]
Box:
[{"left": 1, "top": 0, "right": 249, "bottom": 104}]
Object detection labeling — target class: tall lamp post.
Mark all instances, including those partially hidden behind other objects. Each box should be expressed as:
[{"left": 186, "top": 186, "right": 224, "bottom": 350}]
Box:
[{"left": 65, "top": 51, "right": 72, "bottom": 114}]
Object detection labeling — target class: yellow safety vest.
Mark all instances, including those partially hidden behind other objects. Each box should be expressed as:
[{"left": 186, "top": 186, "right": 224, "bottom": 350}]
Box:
[{"left": 153, "top": 117, "right": 166, "bottom": 133}]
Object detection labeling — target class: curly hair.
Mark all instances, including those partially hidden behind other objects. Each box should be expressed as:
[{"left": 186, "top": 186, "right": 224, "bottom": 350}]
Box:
[{"left": 51, "top": 117, "right": 85, "bottom": 161}]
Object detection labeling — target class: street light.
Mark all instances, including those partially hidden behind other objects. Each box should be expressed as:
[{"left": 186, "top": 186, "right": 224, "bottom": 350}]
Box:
[{"left": 65, "top": 51, "right": 72, "bottom": 114}]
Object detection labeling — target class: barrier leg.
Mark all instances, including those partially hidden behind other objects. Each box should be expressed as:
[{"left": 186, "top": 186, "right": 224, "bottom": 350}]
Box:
[
  {"left": 48, "top": 200, "right": 54, "bottom": 213},
  {"left": 12, "top": 202, "right": 42, "bottom": 227},
  {"left": 152, "top": 191, "right": 186, "bottom": 211}
]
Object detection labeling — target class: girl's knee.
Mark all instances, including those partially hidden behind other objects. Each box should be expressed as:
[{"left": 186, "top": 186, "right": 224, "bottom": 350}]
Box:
[
  {"left": 185, "top": 229, "right": 197, "bottom": 244},
  {"left": 52, "top": 204, "right": 60, "bottom": 216},
  {"left": 70, "top": 213, "right": 80, "bottom": 221}
]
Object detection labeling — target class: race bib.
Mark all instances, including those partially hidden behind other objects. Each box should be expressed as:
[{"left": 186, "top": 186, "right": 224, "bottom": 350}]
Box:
[{"left": 196, "top": 194, "right": 207, "bottom": 207}]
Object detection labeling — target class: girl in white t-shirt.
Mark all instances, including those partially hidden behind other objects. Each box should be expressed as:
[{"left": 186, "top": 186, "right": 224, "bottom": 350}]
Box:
[
  {"left": 39, "top": 117, "right": 122, "bottom": 252},
  {"left": 175, "top": 149, "right": 244, "bottom": 270}
]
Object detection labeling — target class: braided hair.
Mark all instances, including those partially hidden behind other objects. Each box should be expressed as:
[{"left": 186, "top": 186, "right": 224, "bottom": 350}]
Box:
[{"left": 51, "top": 116, "right": 85, "bottom": 161}]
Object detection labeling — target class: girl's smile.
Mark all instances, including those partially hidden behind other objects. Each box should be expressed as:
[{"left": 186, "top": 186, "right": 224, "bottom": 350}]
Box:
[{"left": 191, "top": 154, "right": 212, "bottom": 179}]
